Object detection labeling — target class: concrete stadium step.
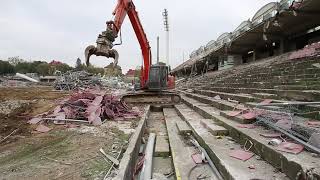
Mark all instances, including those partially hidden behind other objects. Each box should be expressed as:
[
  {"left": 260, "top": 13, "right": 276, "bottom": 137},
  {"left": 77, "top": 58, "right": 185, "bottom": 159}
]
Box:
[
  {"left": 252, "top": 92, "right": 278, "bottom": 99},
  {"left": 185, "top": 89, "right": 320, "bottom": 120},
  {"left": 180, "top": 95, "right": 320, "bottom": 179},
  {"left": 275, "top": 85, "right": 320, "bottom": 90},
  {"left": 212, "top": 82, "right": 276, "bottom": 89},
  {"left": 187, "top": 89, "right": 320, "bottom": 120},
  {"left": 239, "top": 68, "right": 320, "bottom": 76},
  {"left": 200, "top": 118, "right": 228, "bottom": 136},
  {"left": 174, "top": 103, "right": 289, "bottom": 180},
  {"left": 223, "top": 69, "right": 320, "bottom": 80},
  {"left": 212, "top": 81, "right": 320, "bottom": 90},
  {"left": 163, "top": 108, "right": 215, "bottom": 179},
  {"left": 194, "top": 89, "right": 260, "bottom": 103},
  {"left": 179, "top": 90, "right": 248, "bottom": 112},
  {"left": 217, "top": 77, "right": 320, "bottom": 85},
  {"left": 221, "top": 74, "right": 320, "bottom": 83},
  {"left": 175, "top": 120, "right": 192, "bottom": 135},
  {"left": 245, "top": 101, "right": 320, "bottom": 120},
  {"left": 220, "top": 111, "right": 256, "bottom": 124},
  {"left": 247, "top": 60, "right": 320, "bottom": 71},
  {"left": 202, "top": 86, "right": 320, "bottom": 101}
]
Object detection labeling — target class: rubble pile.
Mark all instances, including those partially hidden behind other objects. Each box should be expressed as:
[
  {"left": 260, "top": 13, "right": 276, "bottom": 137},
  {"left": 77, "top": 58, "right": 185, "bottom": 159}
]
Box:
[
  {"left": 54, "top": 71, "right": 130, "bottom": 90},
  {"left": 100, "top": 77, "right": 128, "bottom": 89},
  {"left": 54, "top": 71, "right": 102, "bottom": 90},
  {"left": 30, "top": 89, "right": 140, "bottom": 126}
]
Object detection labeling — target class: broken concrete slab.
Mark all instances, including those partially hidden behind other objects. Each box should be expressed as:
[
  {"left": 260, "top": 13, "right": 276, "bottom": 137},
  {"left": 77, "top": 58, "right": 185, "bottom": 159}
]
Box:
[
  {"left": 154, "top": 135, "right": 170, "bottom": 157},
  {"left": 200, "top": 119, "right": 228, "bottom": 136},
  {"left": 175, "top": 120, "right": 192, "bottom": 135}
]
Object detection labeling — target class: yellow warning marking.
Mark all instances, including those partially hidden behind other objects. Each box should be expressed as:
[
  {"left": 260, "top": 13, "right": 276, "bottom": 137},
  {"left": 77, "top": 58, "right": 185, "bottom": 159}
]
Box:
[{"left": 171, "top": 150, "right": 181, "bottom": 180}]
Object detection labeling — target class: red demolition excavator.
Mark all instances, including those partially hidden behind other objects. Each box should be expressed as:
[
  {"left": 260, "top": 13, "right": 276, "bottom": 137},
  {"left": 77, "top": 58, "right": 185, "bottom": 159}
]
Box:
[{"left": 85, "top": 0, "right": 180, "bottom": 104}]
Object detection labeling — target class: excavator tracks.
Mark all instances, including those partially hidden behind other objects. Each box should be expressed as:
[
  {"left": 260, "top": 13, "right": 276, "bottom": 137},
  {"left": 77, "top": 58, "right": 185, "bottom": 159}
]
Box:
[{"left": 121, "top": 91, "right": 181, "bottom": 105}]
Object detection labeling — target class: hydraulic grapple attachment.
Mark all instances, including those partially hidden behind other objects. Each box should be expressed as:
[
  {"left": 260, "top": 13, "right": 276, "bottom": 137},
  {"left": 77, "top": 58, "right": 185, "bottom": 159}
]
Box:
[{"left": 85, "top": 24, "right": 119, "bottom": 67}]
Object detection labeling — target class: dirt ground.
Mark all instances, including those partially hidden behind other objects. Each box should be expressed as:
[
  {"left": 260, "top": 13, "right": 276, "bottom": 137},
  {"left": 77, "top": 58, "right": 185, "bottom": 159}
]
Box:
[
  {"left": 0, "top": 87, "right": 69, "bottom": 141},
  {"left": 0, "top": 87, "right": 139, "bottom": 180}
]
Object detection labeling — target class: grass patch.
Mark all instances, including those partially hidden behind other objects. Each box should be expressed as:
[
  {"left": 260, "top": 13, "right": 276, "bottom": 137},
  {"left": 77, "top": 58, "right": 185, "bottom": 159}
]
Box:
[
  {"left": 0, "top": 131, "right": 74, "bottom": 166},
  {"left": 81, "top": 158, "right": 110, "bottom": 179}
]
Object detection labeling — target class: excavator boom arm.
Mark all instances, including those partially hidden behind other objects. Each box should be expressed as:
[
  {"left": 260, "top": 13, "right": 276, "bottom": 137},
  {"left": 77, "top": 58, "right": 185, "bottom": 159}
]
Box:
[{"left": 86, "top": 0, "right": 151, "bottom": 88}]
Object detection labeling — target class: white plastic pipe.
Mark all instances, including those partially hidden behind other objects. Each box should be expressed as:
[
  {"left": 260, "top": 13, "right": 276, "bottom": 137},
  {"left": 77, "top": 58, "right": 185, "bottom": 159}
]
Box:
[
  {"left": 16, "top": 73, "right": 39, "bottom": 83},
  {"left": 141, "top": 133, "right": 156, "bottom": 180}
]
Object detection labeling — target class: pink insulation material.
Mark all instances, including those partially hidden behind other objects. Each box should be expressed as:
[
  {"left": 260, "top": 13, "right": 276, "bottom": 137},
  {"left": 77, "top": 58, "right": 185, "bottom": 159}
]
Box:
[{"left": 40, "top": 90, "right": 140, "bottom": 126}]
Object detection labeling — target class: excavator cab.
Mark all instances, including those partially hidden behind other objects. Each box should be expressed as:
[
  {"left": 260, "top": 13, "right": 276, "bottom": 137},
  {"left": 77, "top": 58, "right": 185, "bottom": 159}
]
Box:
[{"left": 148, "top": 63, "right": 169, "bottom": 91}]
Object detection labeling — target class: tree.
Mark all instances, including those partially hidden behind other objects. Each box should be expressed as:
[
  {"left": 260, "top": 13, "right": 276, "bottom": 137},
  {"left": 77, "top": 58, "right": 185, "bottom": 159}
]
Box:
[
  {"left": 75, "top": 58, "right": 82, "bottom": 70},
  {"left": 0, "top": 60, "right": 15, "bottom": 75},
  {"left": 8, "top": 56, "right": 24, "bottom": 66},
  {"left": 36, "top": 63, "right": 51, "bottom": 76},
  {"left": 54, "top": 63, "right": 73, "bottom": 73},
  {"left": 86, "top": 65, "right": 105, "bottom": 75},
  {"left": 15, "top": 62, "right": 32, "bottom": 74}
]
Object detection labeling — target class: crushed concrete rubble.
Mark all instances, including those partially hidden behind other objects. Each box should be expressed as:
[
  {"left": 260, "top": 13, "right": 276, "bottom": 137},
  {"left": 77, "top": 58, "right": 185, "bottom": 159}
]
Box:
[
  {"left": 54, "top": 71, "right": 102, "bottom": 90},
  {"left": 53, "top": 70, "right": 130, "bottom": 90},
  {"left": 29, "top": 89, "right": 140, "bottom": 126}
]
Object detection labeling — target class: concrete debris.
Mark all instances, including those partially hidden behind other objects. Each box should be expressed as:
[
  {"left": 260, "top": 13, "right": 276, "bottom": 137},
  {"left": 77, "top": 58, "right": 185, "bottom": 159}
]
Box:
[
  {"left": 308, "top": 133, "right": 320, "bottom": 149},
  {"left": 53, "top": 70, "right": 129, "bottom": 91},
  {"left": 54, "top": 71, "right": 101, "bottom": 90},
  {"left": 312, "top": 63, "right": 320, "bottom": 68},
  {"left": 213, "top": 95, "right": 221, "bottom": 100},
  {"left": 101, "top": 77, "right": 128, "bottom": 89},
  {"left": 268, "top": 139, "right": 283, "bottom": 146}
]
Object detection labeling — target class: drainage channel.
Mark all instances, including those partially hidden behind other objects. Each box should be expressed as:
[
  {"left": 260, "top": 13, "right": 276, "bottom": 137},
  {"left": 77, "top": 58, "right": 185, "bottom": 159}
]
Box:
[
  {"left": 133, "top": 105, "right": 174, "bottom": 180},
  {"left": 127, "top": 105, "right": 222, "bottom": 180}
]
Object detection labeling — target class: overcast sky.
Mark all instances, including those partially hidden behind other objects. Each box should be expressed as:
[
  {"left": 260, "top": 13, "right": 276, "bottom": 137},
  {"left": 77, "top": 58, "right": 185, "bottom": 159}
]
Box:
[{"left": 0, "top": 0, "right": 272, "bottom": 73}]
